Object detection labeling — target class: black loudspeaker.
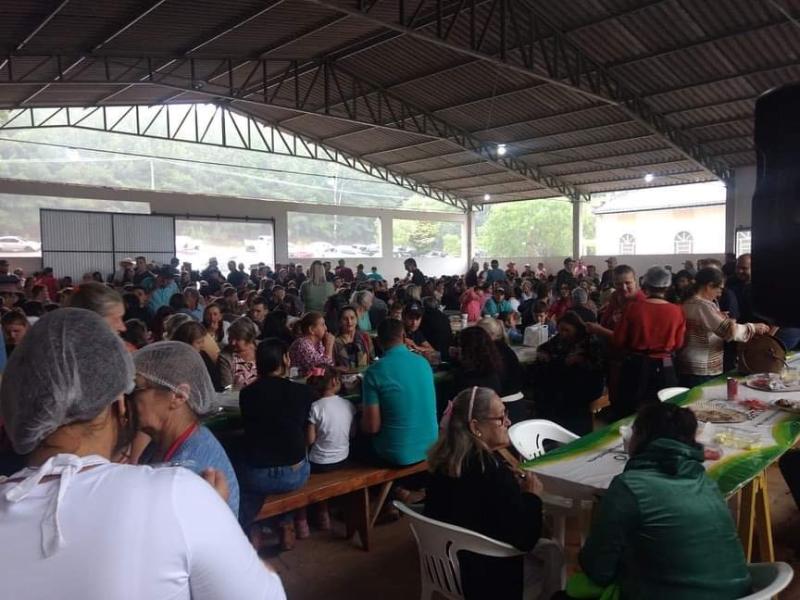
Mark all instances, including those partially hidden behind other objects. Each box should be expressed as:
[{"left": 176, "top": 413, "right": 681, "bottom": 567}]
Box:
[{"left": 751, "top": 84, "right": 800, "bottom": 326}]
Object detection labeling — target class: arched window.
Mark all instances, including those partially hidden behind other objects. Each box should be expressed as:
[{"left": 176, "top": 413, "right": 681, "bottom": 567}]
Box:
[
  {"left": 674, "top": 231, "right": 693, "bottom": 254},
  {"left": 619, "top": 233, "right": 636, "bottom": 255}
]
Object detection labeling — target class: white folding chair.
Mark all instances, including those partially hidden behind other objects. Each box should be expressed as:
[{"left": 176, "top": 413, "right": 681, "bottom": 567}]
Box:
[
  {"left": 657, "top": 387, "right": 689, "bottom": 402},
  {"left": 394, "top": 501, "right": 524, "bottom": 600},
  {"left": 507, "top": 419, "right": 579, "bottom": 461},
  {"left": 507, "top": 419, "right": 583, "bottom": 586},
  {"left": 738, "top": 562, "right": 794, "bottom": 599}
]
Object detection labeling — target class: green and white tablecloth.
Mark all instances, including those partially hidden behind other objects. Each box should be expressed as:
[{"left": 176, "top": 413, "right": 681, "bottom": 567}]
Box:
[{"left": 524, "top": 365, "right": 800, "bottom": 500}]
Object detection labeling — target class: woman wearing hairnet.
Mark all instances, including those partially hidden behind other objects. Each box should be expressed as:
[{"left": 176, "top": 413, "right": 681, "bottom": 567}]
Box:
[
  {"left": 133, "top": 340, "right": 240, "bottom": 516},
  {"left": 0, "top": 309, "right": 285, "bottom": 600}
]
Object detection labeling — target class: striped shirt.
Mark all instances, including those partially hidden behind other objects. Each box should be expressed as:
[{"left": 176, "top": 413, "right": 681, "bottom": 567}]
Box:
[{"left": 678, "top": 296, "right": 755, "bottom": 376}]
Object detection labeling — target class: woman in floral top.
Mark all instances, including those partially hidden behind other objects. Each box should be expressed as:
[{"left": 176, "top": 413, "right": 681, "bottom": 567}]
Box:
[
  {"left": 288, "top": 311, "right": 335, "bottom": 376},
  {"left": 219, "top": 317, "right": 260, "bottom": 389}
]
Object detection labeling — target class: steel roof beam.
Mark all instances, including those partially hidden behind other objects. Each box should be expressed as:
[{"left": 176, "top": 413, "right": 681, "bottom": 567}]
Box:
[
  {"left": 301, "top": 0, "right": 730, "bottom": 181},
  {"left": 0, "top": 104, "right": 469, "bottom": 211},
  {"left": 275, "top": 0, "right": 672, "bottom": 130}
]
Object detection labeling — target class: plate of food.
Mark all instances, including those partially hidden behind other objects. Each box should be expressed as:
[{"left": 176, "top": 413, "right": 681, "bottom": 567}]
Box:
[
  {"left": 745, "top": 371, "right": 800, "bottom": 392},
  {"left": 690, "top": 401, "right": 748, "bottom": 423},
  {"left": 773, "top": 398, "right": 800, "bottom": 414}
]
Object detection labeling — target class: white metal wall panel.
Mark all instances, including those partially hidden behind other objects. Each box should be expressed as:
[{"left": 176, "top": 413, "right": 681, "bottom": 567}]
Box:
[
  {"left": 113, "top": 214, "right": 175, "bottom": 255},
  {"left": 41, "top": 210, "right": 115, "bottom": 280},
  {"left": 40, "top": 210, "right": 175, "bottom": 280},
  {"left": 41, "top": 210, "right": 113, "bottom": 251}
]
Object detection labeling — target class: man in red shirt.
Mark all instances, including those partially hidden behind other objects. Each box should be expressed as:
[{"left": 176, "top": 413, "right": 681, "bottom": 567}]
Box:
[
  {"left": 611, "top": 266, "right": 686, "bottom": 419},
  {"left": 588, "top": 265, "right": 646, "bottom": 422},
  {"left": 39, "top": 267, "right": 59, "bottom": 303},
  {"left": 597, "top": 265, "right": 645, "bottom": 332},
  {"left": 335, "top": 259, "right": 354, "bottom": 283}
]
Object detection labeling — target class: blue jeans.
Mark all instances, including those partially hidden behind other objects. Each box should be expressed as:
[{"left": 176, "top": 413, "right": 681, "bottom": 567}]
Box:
[{"left": 239, "top": 458, "right": 310, "bottom": 527}]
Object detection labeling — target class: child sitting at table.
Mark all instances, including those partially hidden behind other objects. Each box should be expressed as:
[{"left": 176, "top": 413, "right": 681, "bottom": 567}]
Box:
[
  {"left": 500, "top": 310, "right": 523, "bottom": 344},
  {"left": 305, "top": 367, "right": 357, "bottom": 529}
]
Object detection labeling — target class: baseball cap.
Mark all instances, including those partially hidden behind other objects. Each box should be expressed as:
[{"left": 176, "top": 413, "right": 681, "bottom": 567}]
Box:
[{"left": 403, "top": 301, "right": 423, "bottom": 317}]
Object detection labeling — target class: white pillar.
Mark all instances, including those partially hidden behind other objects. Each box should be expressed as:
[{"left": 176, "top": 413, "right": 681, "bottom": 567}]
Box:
[
  {"left": 466, "top": 205, "right": 474, "bottom": 270},
  {"left": 380, "top": 215, "right": 393, "bottom": 262},
  {"left": 572, "top": 198, "right": 581, "bottom": 259},
  {"left": 725, "top": 177, "right": 736, "bottom": 254}
]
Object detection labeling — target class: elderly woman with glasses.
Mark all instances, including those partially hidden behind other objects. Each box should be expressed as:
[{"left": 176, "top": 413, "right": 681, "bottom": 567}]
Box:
[
  {"left": 425, "top": 386, "right": 562, "bottom": 600},
  {"left": 132, "top": 341, "right": 240, "bottom": 517},
  {"left": 0, "top": 309, "right": 285, "bottom": 600}
]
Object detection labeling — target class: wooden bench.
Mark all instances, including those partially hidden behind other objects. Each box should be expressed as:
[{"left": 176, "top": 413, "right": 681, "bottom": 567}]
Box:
[{"left": 253, "top": 461, "right": 428, "bottom": 551}]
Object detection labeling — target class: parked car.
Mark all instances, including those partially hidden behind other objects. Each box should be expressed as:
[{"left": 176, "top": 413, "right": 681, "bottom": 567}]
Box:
[
  {"left": 0, "top": 236, "right": 41, "bottom": 252},
  {"left": 307, "top": 241, "right": 338, "bottom": 257},
  {"left": 288, "top": 243, "right": 313, "bottom": 259},
  {"left": 176, "top": 235, "right": 201, "bottom": 254},
  {"left": 245, "top": 234, "right": 273, "bottom": 253}
]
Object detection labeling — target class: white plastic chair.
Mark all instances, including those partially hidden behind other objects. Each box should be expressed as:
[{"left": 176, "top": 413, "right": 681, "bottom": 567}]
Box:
[
  {"left": 657, "top": 387, "right": 689, "bottom": 402},
  {"left": 508, "top": 419, "right": 579, "bottom": 461},
  {"left": 507, "top": 419, "right": 582, "bottom": 586},
  {"left": 738, "top": 562, "right": 794, "bottom": 599},
  {"left": 394, "top": 501, "right": 524, "bottom": 600}
]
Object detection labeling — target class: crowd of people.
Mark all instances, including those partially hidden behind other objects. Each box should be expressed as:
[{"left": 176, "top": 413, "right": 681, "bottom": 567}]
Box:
[{"left": 0, "top": 250, "right": 790, "bottom": 599}]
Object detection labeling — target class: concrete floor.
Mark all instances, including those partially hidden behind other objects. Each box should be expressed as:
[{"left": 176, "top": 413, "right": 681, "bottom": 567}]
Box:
[{"left": 267, "top": 466, "right": 799, "bottom": 599}]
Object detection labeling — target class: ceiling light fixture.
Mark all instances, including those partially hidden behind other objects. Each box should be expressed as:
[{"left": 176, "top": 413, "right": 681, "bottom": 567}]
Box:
[
  {"left": 483, "top": 193, "right": 491, "bottom": 201},
  {"left": 644, "top": 173, "right": 654, "bottom": 183},
  {"left": 497, "top": 144, "right": 507, "bottom": 156}
]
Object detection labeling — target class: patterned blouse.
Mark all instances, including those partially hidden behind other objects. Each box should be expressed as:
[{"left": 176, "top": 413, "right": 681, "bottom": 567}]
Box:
[
  {"left": 219, "top": 350, "right": 258, "bottom": 390},
  {"left": 289, "top": 336, "right": 334, "bottom": 376}
]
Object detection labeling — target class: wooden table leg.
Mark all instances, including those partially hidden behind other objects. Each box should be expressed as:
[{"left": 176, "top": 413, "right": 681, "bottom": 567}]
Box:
[
  {"left": 736, "top": 472, "right": 775, "bottom": 563},
  {"left": 737, "top": 479, "right": 757, "bottom": 562},
  {"left": 370, "top": 482, "right": 393, "bottom": 529},
  {"left": 754, "top": 472, "right": 775, "bottom": 563},
  {"left": 343, "top": 488, "right": 371, "bottom": 552}
]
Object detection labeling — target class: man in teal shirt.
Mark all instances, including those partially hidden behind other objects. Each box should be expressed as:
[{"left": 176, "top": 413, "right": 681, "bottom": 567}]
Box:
[
  {"left": 366, "top": 266, "right": 384, "bottom": 281},
  {"left": 483, "top": 287, "right": 512, "bottom": 317},
  {"left": 361, "top": 319, "right": 437, "bottom": 466},
  {"left": 147, "top": 266, "right": 179, "bottom": 315}
]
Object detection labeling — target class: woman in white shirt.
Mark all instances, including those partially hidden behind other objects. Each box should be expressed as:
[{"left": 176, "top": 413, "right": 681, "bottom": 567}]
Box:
[
  {"left": 678, "top": 267, "right": 770, "bottom": 388},
  {"left": 0, "top": 308, "right": 285, "bottom": 600}
]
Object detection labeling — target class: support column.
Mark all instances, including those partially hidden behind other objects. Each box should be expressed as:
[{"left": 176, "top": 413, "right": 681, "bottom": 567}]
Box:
[
  {"left": 380, "top": 215, "right": 393, "bottom": 262},
  {"left": 725, "top": 175, "right": 736, "bottom": 254},
  {"left": 572, "top": 197, "right": 581, "bottom": 260},
  {"left": 466, "top": 204, "right": 474, "bottom": 270}
]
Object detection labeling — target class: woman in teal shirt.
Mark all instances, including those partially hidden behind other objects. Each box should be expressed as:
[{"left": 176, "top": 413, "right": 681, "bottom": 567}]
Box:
[{"left": 577, "top": 402, "right": 750, "bottom": 600}]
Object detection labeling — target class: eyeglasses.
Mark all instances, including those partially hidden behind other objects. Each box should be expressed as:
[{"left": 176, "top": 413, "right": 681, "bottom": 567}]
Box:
[{"left": 480, "top": 408, "right": 509, "bottom": 426}]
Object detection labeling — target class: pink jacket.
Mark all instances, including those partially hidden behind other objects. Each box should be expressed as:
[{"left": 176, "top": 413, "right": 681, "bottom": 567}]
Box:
[{"left": 460, "top": 288, "right": 483, "bottom": 322}]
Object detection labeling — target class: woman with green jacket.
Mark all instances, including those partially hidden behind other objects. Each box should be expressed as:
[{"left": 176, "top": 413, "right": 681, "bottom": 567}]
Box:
[{"left": 577, "top": 403, "right": 751, "bottom": 600}]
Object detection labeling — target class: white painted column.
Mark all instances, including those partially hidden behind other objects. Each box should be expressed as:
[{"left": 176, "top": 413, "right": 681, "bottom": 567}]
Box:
[
  {"left": 725, "top": 178, "right": 736, "bottom": 254},
  {"left": 466, "top": 205, "right": 474, "bottom": 270},
  {"left": 572, "top": 198, "right": 581, "bottom": 259}
]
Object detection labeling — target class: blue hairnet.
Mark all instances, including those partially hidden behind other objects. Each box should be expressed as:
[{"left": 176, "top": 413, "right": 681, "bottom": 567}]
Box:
[
  {"left": 132, "top": 341, "right": 216, "bottom": 416},
  {"left": 0, "top": 308, "right": 135, "bottom": 455}
]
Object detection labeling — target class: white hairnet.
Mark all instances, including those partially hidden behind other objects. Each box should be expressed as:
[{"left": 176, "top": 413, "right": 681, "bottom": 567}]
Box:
[
  {"left": 132, "top": 341, "right": 216, "bottom": 416},
  {"left": 0, "top": 308, "right": 135, "bottom": 455}
]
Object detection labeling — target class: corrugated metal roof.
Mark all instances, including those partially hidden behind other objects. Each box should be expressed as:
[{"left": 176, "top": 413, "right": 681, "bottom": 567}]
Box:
[{"left": 0, "top": 0, "right": 795, "bottom": 207}]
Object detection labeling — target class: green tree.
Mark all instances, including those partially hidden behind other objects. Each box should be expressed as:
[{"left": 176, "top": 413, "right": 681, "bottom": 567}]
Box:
[
  {"left": 409, "top": 220, "right": 438, "bottom": 254},
  {"left": 477, "top": 199, "right": 572, "bottom": 257},
  {"left": 442, "top": 233, "right": 461, "bottom": 256}
]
